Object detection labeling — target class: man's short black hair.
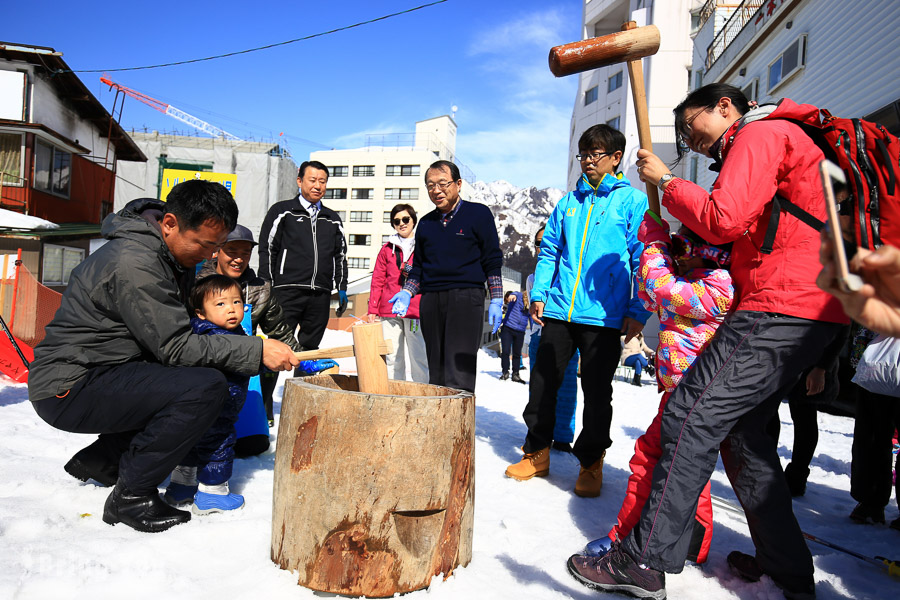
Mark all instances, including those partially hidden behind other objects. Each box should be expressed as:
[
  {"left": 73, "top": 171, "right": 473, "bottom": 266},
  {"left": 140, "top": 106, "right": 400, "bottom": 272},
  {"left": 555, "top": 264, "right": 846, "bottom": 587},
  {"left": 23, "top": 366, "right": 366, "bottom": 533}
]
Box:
[
  {"left": 190, "top": 274, "right": 243, "bottom": 313},
  {"left": 298, "top": 160, "right": 329, "bottom": 179},
  {"left": 165, "top": 179, "right": 238, "bottom": 232},
  {"left": 578, "top": 124, "right": 626, "bottom": 155},
  {"left": 425, "top": 160, "right": 461, "bottom": 182}
]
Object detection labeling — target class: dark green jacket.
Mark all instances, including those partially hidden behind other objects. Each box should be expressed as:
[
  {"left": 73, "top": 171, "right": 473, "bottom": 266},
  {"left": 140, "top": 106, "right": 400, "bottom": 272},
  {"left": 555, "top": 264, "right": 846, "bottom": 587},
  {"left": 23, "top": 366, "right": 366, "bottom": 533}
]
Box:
[
  {"left": 198, "top": 260, "right": 301, "bottom": 352},
  {"left": 28, "top": 198, "right": 262, "bottom": 401}
]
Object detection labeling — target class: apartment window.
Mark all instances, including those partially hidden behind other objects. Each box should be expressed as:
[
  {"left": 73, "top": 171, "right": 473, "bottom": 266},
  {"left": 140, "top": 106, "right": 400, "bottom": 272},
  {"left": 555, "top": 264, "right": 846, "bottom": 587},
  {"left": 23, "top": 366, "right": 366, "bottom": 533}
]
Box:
[
  {"left": 386, "top": 165, "right": 420, "bottom": 176},
  {"left": 608, "top": 71, "right": 623, "bottom": 93},
  {"left": 351, "top": 188, "right": 374, "bottom": 200},
  {"left": 383, "top": 211, "right": 392, "bottom": 223},
  {"left": 741, "top": 79, "right": 758, "bottom": 103},
  {"left": 693, "top": 69, "right": 704, "bottom": 90},
  {"left": 330, "top": 166, "right": 348, "bottom": 177},
  {"left": 865, "top": 98, "right": 900, "bottom": 136},
  {"left": 384, "top": 188, "right": 419, "bottom": 200},
  {"left": 606, "top": 116, "right": 621, "bottom": 130},
  {"left": 34, "top": 140, "right": 71, "bottom": 197},
  {"left": 350, "top": 211, "right": 372, "bottom": 223},
  {"left": 768, "top": 35, "right": 807, "bottom": 92},
  {"left": 584, "top": 86, "right": 599, "bottom": 105},
  {"left": 323, "top": 188, "right": 347, "bottom": 200},
  {"left": 353, "top": 165, "right": 375, "bottom": 177},
  {"left": 349, "top": 234, "right": 371, "bottom": 246},
  {"left": 42, "top": 244, "right": 84, "bottom": 286},
  {"left": 0, "top": 133, "right": 22, "bottom": 185},
  {"left": 348, "top": 257, "right": 370, "bottom": 270},
  {"left": 382, "top": 234, "right": 390, "bottom": 244},
  {"left": 335, "top": 211, "right": 346, "bottom": 221}
]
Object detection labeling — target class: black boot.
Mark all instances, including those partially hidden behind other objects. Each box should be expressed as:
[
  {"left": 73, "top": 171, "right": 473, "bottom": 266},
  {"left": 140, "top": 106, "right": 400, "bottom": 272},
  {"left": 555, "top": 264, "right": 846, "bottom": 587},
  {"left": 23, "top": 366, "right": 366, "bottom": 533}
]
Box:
[
  {"left": 500, "top": 371, "right": 510, "bottom": 381},
  {"left": 783, "top": 462, "right": 809, "bottom": 497},
  {"left": 511, "top": 371, "right": 526, "bottom": 384},
  {"left": 103, "top": 481, "right": 191, "bottom": 533},
  {"left": 631, "top": 370, "right": 642, "bottom": 386},
  {"left": 65, "top": 439, "right": 123, "bottom": 487}
]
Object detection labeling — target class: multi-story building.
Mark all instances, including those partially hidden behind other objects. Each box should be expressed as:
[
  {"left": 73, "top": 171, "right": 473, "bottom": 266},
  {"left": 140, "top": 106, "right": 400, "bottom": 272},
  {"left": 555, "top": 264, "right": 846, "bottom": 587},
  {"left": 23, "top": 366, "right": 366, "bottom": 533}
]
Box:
[
  {"left": 310, "top": 115, "right": 474, "bottom": 282},
  {"left": 690, "top": 0, "right": 900, "bottom": 191},
  {"left": 567, "top": 0, "right": 700, "bottom": 197}
]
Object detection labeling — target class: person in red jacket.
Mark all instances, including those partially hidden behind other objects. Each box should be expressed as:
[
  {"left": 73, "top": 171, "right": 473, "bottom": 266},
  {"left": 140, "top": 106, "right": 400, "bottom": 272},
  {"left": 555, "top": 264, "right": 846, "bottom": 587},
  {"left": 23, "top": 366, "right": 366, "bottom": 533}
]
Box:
[
  {"left": 568, "top": 83, "right": 849, "bottom": 600},
  {"left": 367, "top": 204, "right": 429, "bottom": 383}
]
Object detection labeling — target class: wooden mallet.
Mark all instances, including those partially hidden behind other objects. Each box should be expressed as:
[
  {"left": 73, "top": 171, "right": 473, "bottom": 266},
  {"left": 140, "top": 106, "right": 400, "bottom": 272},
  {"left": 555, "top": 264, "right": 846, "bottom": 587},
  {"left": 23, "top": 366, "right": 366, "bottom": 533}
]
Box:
[
  {"left": 293, "top": 322, "right": 393, "bottom": 394},
  {"left": 549, "top": 22, "right": 661, "bottom": 213}
]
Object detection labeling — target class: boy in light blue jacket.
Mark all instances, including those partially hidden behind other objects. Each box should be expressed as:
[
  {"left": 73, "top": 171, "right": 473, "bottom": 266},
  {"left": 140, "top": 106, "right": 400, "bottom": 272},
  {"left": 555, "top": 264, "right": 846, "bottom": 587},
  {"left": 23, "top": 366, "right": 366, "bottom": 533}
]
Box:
[{"left": 506, "top": 124, "right": 649, "bottom": 497}]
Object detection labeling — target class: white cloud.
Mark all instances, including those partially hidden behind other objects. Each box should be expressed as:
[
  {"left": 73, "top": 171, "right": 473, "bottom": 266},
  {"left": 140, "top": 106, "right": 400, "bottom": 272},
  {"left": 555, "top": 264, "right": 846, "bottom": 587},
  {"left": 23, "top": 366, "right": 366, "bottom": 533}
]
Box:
[{"left": 467, "top": 10, "right": 568, "bottom": 56}]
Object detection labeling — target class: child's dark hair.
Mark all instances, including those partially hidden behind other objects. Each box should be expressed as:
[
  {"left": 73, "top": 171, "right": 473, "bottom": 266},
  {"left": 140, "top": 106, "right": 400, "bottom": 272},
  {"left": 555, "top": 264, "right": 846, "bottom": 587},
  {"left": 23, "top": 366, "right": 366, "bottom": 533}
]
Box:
[
  {"left": 673, "top": 83, "right": 752, "bottom": 162},
  {"left": 190, "top": 274, "right": 243, "bottom": 313},
  {"left": 676, "top": 226, "right": 733, "bottom": 269}
]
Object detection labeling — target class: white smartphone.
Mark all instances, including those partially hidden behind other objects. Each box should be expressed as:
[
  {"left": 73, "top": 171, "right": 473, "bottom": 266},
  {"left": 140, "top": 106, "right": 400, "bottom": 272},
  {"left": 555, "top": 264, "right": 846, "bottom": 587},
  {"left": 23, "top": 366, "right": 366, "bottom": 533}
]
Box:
[{"left": 819, "top": 159, "right": 863, "bottom": 293}]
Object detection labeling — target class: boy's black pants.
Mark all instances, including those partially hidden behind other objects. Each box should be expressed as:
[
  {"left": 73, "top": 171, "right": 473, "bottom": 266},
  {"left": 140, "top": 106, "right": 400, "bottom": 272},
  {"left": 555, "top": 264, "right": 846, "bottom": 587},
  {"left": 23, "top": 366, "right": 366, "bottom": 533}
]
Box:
[
  {"left": 33, "top": 362, "right": 228, "bottom": 495},
  {"left": 623, "top": 311, "right": 843, "bottom": 592}
]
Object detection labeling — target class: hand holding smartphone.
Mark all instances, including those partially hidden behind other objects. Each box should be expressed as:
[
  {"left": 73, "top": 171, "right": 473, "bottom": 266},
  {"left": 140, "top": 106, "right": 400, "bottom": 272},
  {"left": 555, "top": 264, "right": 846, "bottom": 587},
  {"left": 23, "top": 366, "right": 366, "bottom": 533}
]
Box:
[{"left": 819, "top": 159, "right": 864, "bottom": 292}]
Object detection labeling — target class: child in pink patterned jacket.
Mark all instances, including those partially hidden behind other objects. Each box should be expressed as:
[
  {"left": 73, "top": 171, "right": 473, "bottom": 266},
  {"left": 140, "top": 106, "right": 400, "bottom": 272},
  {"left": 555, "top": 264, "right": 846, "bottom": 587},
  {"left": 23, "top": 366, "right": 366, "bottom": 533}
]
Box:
[{"left": 586, "top": 211, "right": 734, "bottom": 564}]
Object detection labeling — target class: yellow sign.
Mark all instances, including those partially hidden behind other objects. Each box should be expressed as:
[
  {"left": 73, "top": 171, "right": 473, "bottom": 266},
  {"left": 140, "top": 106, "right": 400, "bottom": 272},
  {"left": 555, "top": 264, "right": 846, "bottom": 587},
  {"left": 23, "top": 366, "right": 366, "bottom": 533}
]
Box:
[{"left": 160, "top": 169, "right": 236, "bottom": 201}]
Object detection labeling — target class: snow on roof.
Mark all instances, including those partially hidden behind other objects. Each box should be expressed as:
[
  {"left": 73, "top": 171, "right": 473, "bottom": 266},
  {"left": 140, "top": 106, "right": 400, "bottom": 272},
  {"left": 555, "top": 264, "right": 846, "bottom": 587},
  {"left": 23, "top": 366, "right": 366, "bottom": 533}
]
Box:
[{"left": 0, "top": 209, "right": 58, "bottom": 230}]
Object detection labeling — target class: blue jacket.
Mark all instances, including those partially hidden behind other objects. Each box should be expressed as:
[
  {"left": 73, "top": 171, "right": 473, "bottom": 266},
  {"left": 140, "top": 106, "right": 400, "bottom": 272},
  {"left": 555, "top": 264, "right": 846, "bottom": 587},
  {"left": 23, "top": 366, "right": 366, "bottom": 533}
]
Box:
[
  {"left": 501, "top": 291, "right": 530, "bottom": 332},
  {"left": 530, "top": 173, "right": 649, "bottom": 328}
]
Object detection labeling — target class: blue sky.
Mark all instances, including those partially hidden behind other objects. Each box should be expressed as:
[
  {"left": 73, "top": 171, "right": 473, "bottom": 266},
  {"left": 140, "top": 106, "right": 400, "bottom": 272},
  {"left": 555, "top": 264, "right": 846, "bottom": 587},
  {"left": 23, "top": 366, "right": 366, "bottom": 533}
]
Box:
[{"left": 7, "top": 0, "right": 582, "bottom": 190}]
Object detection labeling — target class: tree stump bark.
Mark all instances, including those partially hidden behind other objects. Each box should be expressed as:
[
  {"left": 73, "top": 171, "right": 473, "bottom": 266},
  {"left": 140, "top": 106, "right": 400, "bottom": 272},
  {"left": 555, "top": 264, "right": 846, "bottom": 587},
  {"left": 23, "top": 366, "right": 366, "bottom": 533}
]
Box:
[{"left": 271, "top": 374, "right": 475, "bottom": 597}]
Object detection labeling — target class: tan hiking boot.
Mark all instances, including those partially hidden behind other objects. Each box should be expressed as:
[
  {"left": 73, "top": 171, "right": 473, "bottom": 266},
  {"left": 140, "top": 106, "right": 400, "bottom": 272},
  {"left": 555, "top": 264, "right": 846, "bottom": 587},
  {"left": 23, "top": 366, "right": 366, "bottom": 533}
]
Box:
[
  {"left": 574, "top": 452, "right": 605, "bottom": 497},
  {"left": 505, "top": 447, "right": 550, "bottom": 480}
]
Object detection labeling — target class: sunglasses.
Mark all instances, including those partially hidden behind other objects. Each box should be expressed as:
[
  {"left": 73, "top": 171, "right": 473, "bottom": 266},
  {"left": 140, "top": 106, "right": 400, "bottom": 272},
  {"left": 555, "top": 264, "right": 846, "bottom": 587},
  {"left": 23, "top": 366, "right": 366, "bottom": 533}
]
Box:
[
  {"left": 392, "top": 216, "right": 412, "bottom": 226},
  {"left": 671, "top": 233, "right": 732, "bottom": 267}
]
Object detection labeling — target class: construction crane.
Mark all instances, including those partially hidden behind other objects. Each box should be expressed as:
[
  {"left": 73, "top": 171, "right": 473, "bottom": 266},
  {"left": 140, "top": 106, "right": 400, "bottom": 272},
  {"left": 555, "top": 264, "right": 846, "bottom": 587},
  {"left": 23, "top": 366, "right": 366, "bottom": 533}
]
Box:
[{"left": 100, "top": 75, "right": 241, "bottom": 141}]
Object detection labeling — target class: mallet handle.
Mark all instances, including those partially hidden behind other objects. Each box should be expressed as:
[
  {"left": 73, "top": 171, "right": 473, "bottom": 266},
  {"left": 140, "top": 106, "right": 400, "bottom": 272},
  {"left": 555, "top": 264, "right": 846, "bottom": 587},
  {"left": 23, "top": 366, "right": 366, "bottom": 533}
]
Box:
[
  {"left": 622, "top": 23, "right": 660, "bottom": 214},
  {"left": 548, "top": 25, "right": 660, "bottom": 77},
  {"left": 293, "top": 339, "right": 393, "bottom": 361}
]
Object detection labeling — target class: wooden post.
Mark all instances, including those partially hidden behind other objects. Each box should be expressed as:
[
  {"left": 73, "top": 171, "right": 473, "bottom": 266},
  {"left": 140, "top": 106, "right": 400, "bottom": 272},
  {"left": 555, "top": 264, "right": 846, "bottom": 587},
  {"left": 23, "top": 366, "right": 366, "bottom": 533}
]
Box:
[
  {"left": 271, "top": 375, "right": 475, "bottom": 597},
  {"left": 351, "top": 321, "right": 390, "bottom": 394}
]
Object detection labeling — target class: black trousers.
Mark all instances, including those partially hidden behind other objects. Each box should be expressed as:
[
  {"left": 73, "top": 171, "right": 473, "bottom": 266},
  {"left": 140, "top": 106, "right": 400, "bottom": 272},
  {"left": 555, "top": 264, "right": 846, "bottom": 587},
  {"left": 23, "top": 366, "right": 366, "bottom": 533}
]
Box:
[
  {"left": 274, "top": 287, "right": 331, "bottom": 351},
  {"left": 522, "top": 317, "right": 620, "bottom": 467},
  {"left": 33, "top": 362, "right": 227, "bottom": 495},
  {"left": 623, "top": 311, "right": 843, "bottom": 591},
  {"left": 419, "top": 287, "right": 485, "bottom": 393},
  {"left": 500, "top": 326, "right": 525, "bottom": 374},
  {"left": 850, "top": 386, "right": 900, "bottom": 509}
]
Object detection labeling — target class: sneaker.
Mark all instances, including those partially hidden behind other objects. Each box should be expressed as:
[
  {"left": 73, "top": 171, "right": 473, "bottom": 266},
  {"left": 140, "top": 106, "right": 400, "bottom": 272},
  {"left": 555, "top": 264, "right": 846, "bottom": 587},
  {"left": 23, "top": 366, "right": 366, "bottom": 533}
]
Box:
[
  {"left": 192, "top": 490, "right": 245, "bottom": 515},
  {"left": 567, "top": 542, "right": 666, "bottom": 599},
  {"left": 574, "top": 452, "right": 605, "bottom": 498},
  {"left": 783, "top": 463, "right": 809, "bottom": 497},
  {"left": 267, "top": 419, "right": 275, "bottom": 429},
  {"left": 551, "top": 441, "right": 573, "bottom": 453},
  {"left": 849, "top": 502, "right": 885, "bottom": 524},
  {"left": 511, "top": 372, "right": 526, "bottom": 384},
  {"left": 505, "top": 447, "right": 550, "bottom": 480},
  {"left": 499, "top": 372, "right": 510, "bottom": 381},
  {"left": 164, "top": 482, "right": 198, "bottom": 507},
  {"left": 584, "top": 536, "right": 613, "bottom": 557}
]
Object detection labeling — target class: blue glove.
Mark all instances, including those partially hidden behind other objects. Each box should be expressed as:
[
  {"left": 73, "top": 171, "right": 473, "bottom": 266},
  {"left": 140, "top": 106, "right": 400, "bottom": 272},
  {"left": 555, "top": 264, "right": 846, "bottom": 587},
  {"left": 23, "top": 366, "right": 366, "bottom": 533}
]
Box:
[
  {"left": 389, "top": 290, "right": 411, "bottom": 317},
  {"left": 336, "top": 290, "right": 348, "bottom": 317},
  {"left": 296, "top": 359, "right": 339, "bottom": 376},
  {"left": 489, "top": 298, "right": 503, "bottom": 334}
]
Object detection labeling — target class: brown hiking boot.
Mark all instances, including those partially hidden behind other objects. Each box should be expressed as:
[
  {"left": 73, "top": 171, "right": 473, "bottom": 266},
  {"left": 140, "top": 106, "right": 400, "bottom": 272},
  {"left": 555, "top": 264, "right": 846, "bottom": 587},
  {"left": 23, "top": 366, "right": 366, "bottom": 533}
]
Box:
[
  {"left": 505, "top": 447, "right": 550, "bottom": 480},
  {"left": 574, "top": 452, "right": 605, "bottom": 497}
]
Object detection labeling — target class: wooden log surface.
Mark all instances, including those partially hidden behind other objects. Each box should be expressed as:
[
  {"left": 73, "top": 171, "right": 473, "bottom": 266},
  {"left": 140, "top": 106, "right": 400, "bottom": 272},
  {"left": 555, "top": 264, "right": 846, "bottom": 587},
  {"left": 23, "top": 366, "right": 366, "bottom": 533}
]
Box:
[{"left": 271, "top": 375, "right": 475, "bottom": 597}]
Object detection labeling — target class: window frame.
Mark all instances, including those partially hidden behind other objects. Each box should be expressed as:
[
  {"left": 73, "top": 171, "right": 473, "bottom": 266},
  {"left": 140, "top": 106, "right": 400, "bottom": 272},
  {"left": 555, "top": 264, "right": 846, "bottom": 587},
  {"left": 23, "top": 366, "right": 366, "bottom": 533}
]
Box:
[
  {"left": 352, "top": 165, "right": 375, "bottom": 177},
  {"left": 606, "top": 116, "right": 621, "bottom": 130},
  {"left": 349, "top": 234, "right": 372, "bottom": 246},
  {"left": 0, "top": 131, "right": 24, "bottom": 186},
  {"left": 323, "top": 188, "right": 347, "bottom": 200},
  {"left": 608, "top": 71, "right": 623, "bottom": 93},
  {"left": 41, "top": 244, "right": 84, "bottom": 286},
  {"left": 584, "top": 85, "right": 599, "bottom": 106},
  {"left": 330, "top": 166, "right": 348, "bottom": 177},
  {"left": 351, "top": 188, "right": 374, "bottom": 200},
  {"left": 348, "top": 257, "right": 371, "bottom": 270},
  {"left": 349, "top": 211, "right": 373, "bottom": 223},
  {"left": 767, "top": 34, "right": 807, "bottom": 93},
  {"left": 34, "top": 139, "right": 71, "bottom": 198},
  {"left": 386, "top": 165, "right": 420, "bottom": 177}
]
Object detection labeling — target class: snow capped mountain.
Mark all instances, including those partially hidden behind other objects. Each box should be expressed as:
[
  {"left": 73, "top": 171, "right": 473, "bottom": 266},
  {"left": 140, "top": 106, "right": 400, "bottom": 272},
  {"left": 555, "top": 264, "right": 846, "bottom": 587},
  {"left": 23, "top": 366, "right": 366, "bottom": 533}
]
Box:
[{"left": 469, "top": 180, "right": 564, "bottom": 274}]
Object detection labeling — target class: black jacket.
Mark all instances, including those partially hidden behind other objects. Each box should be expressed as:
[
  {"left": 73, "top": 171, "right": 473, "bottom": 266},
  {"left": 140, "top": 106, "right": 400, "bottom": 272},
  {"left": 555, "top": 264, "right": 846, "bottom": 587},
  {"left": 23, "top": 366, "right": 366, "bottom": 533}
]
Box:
[
  {"left": 257, "top": 195, "right": 348, "bottom": 294},
  {"left": 198, "top": 259, "right": 301, "bottom": 352},
  {"left": 28, "top": 198, "right": 262, "bottom": 401}
]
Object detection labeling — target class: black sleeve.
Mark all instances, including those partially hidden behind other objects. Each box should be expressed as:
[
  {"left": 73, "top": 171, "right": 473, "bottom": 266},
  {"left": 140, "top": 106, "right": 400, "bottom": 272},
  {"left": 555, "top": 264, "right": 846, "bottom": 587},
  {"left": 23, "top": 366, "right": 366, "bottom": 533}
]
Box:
[{"left": 257, "top": 206, "right": 280, "bottom": 282}]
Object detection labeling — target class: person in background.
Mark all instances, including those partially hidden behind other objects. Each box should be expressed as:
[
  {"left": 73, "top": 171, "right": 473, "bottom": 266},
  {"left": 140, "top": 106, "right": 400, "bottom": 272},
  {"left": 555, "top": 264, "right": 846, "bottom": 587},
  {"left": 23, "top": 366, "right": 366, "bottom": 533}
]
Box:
[
  {"left": 620, "top": 332, "right": 655, "bottom": 387},
  {"left": 198, "top": 224, "right": 301, "bottom": 445},
  {"left": 258, "top": 161, "right": 349, "bottom": 363},
  {"left": 499, "top": 290, "right": 529, "bottom": 383},
  {"left": 525, "top": 225, "right": 579, "bottom": 453},
  {"left": 389, "top": 160, "right": 503, "bottom": 393},
  {"left": 367, "top": 203, "right": 428, "bottom": 383},
  {"left": 506, "top": 124, "right": 649, "bottom": 498}
]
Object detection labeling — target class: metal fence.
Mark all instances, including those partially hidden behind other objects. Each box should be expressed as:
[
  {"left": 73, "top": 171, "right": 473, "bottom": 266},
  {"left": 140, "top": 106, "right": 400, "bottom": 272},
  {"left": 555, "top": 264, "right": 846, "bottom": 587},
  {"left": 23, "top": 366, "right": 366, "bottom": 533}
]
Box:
[{"left": 705, "top": 0, "right": 765, "bottom": 70}]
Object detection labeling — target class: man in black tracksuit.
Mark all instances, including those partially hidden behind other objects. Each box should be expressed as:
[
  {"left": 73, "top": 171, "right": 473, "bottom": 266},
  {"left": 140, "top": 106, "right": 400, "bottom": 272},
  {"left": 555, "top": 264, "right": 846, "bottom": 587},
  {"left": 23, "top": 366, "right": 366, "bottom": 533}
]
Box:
[
  {"left": 28, "top": 181, "right": 299, "bottom": 533},
  {"left": 258, "top": 160, "right": 348, "bottom": 353}
]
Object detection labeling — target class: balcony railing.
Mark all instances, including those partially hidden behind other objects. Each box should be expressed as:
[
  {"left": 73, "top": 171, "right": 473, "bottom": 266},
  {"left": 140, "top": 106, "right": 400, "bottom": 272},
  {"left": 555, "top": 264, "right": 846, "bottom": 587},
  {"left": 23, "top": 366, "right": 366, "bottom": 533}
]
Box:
[{"left": 705, "top": 0, "right": 765, "bottom": 70}]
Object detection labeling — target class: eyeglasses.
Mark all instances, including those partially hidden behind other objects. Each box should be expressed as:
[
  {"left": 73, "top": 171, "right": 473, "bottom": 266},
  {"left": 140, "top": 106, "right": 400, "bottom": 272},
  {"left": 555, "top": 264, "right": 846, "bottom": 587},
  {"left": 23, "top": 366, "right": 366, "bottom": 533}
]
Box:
[
  {"left": 392, "top": 216, "right": 412, "bottom": 226},
  {"left": 426, "top": 181, "right": 456, "bottom": 192},
  {"left": 683, "top": 107, "right": 708, "bottom": 132},
  {"left": 575, "top": 151, "right": 614, "bottom": 162}
]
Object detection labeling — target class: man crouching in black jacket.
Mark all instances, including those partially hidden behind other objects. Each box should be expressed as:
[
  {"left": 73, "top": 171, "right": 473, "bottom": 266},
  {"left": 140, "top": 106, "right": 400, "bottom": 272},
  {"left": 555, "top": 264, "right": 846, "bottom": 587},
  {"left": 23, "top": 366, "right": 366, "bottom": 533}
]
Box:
[{"left": 28, "top": 180, "right": 299, "bottom": 533}]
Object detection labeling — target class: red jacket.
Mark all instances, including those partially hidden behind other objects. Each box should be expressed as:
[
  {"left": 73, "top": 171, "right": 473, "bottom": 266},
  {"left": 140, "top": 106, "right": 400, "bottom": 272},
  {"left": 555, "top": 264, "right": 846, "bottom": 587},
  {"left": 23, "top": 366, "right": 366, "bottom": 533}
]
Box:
[
  {"left": 662, "top": 109, "right": 847, "bottom": 323},
  {"left": 368, "top": 241, "right": 421, "bottom": 319}
]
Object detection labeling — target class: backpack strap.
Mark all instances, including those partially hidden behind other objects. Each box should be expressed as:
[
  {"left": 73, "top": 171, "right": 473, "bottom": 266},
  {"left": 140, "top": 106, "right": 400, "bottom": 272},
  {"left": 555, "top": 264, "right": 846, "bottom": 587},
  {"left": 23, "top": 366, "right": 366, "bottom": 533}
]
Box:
[{"left": 760, "top": 194, "right": 826, "bottom": 254}]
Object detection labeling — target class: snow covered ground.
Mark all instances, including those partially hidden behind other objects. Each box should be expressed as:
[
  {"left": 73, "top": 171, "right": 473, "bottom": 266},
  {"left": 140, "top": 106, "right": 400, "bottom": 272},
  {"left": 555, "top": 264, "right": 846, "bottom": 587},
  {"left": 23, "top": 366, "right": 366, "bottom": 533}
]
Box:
[{"left": 1, "top": 329, "right": 897, "bottom": 599}]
